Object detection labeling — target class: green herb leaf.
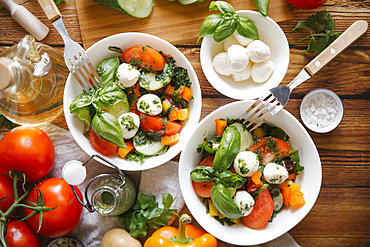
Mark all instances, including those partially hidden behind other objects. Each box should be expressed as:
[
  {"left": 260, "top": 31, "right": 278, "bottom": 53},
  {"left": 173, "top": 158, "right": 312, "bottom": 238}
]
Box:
[
  {"left": 190, "top": 166, "right": 218, "bottom": 183},
  {"left": 290, "top": 11, "right": 341, "bottom": 55},
  {"left": 236, "top": 17, "right": 259, "bottom": 40},
  {"left": 213, "top": 18, "right": 237, "bottom": 42},
  {"left": 218, "top": 170, "right": 246, "bottom": 188},
  {"left": 162, "top": 193, "right": 175, "bottom": 210},
  {"left": 197, "top": 14, "right": 223, "bottom": 43},
  {"left": 95, "top": 57, "right": 120, "bottom": 85},
  {"left": 254, "top": 0, "right": 270, "bottom": 17},
  {"left": 209, "top": 1, "right": 235, "bottom": 14},
  {"left": 211, "top": 183, "right": 242, "bottom": 219}
]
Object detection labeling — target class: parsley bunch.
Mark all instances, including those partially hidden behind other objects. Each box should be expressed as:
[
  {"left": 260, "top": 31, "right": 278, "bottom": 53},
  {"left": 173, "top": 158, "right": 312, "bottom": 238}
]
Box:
[{"left": 290, "top": 11, "right": 341, "bottom": 55}]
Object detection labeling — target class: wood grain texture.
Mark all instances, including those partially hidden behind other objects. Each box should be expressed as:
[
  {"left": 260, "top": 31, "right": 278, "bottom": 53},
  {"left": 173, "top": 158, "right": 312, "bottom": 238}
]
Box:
[
  {"left": 75, "top": 0, "right": 293, "bottom": 49},
  {"left": 1, "top": 0, "right": 370, "bottom": 246}
]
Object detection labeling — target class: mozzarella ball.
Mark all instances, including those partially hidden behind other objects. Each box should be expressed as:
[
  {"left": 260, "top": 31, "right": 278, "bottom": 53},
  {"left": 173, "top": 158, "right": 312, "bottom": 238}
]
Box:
[
  {"left": 232, "top": 62, "right": 252, "bottom": 82},
  {"left": 137, "top": 94, "right": 163, "bottom": 116},
  {"left": 233, "top": 151, "right": 259, "bottom": 177},
  {"left": 117, "top": 112, "right": 140, "bottom": 139},
  {"left": 226, "top": 45, "right": 249, "bottom": 72},
  {"left": 233, "top": 190, "right": 255, "bottom": 216},
  {"left": 116, "top": 63, "right": 140, "bottom": 89},
  {"left": 246, "top": 40, "right": 271, "bottom": 63},
  {"left": 251, "top": 60, "right": 275, "bottom": 83},
  {"left": 213, "top": 52, "right": 233, "bottom": 76},
  {"left": 233, "top": 31, "right": 253, "bottom": 46},
  {"left": 224, "top": 35, "right": 240, "bottom": 51},
  {"left": 263, "top": 163, "right": 289, "bottom": 184}
]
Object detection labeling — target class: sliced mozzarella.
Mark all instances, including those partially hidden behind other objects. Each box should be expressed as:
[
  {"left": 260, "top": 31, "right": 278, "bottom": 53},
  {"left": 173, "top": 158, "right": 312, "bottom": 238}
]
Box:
[
  {"left": 223, "top": 35, "right": 240, "bottom": 51},
  {"left": 231, "top": 62, "right": 252, "bottom": 82},
  {"left": 263, "top": 162, "right": 289, "bottom": 184},
  {"left": 118, "top": 112, "right": 140, "bottom": 139},
  {"left": 226, "top": 45, "right": 249, "bottom": 72},
  {"left": 251, "top": 60, "right": 275, "bottom": 83},
  {"left": 213, "top": 52, "right": 233, "bottom": 76},
  {"left": 246, "top": 40, "right": 271, "bottom": 63},
  {"left": 137, "top": 94, "right": 163, "bottom": 116},
  {"left": 233, "top": 151, "right": 259, "bottom": 177},
  {"left": 233, "top": 30, "right": 253, "bottom": 46},
  {"left": 117, "top": 63, "right": 141, "bottom": 89},
  {"left": 233, "top": 190, "right": 255, "bottom": 216}
]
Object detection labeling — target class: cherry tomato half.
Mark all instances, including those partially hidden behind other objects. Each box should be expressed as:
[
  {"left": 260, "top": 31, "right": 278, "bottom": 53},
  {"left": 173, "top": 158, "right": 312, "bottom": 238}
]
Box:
[
  {"left": 121, "top": 45, "right": 165, "bottom": 72},
  {"left": 5, "top": 220, "right": 41, "bottom": 247},
  {"left": 0, "top": 126, "right": 55, "bottom": 183},
  {"left": 242, "top": 189, "right": 274, "bottom": 229},
  {"left": 286, "top": 0, "right": 327, "bottom": 9},
  {"left": 24, "top": 178, "right": 83, "bottom": 238},
  {"left": 192, "top": 156, "right": 214, "bottom": 198},
  {"left": 89, "top": 126, "right": 119, "bottom": 156},
  {"left": 249, "top": 137, "right": 291, "bottom": 164},
  {"left": 136, "top": 111, "right": 182, "bottom": 136}
]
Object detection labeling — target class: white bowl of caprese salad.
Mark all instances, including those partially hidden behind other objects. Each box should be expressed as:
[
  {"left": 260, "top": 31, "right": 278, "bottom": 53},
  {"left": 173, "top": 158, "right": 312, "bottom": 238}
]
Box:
[
  {"left": 178, "top": 100, "right": 321, "bottom": 245},
  {"left": 64, "top": 32, "right": 202, "bottom": 171}
]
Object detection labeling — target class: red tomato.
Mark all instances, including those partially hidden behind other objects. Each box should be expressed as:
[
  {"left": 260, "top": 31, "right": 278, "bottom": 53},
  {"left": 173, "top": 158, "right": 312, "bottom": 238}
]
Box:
[
  {"left": 5, "top": 220, "right": 41, "bottom": 247},
  {"left": 89, "top": 126, "right": 119, "bottom": 156},
  {"left": 286, "top": 0, "right": 327, "bottom": 9},
  {"left": 192, "top": 156, "right": 214, "bottom": 198},
  {"left": 0, "top": 175, "right": 16, "bottom": 213},
  {"left": 24, "top": 178, "right": 83, "bottom": 238},
  {"left": 242, "top": 189, "right": 274, "bottom": 229},
  {"left": 121, "top": 45, "right": 165, "bottom": 72},
  {"left": 246, "top": 181, "right": 263, "bottom": 193},
  {"left": 249, "top": 137, "right": 291, "bottom": 164},
  {"left": 136, "top": 111, "right": 182, "bottom": 136},
  {"left": 0, "top": 126, "right": 55, "bottom": 182}
]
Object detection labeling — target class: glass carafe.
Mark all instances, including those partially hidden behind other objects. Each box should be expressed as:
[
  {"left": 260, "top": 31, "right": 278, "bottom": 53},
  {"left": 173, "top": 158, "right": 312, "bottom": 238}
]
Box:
[{"left": 0, "top": 35, "right": 68, "bottom": 125}]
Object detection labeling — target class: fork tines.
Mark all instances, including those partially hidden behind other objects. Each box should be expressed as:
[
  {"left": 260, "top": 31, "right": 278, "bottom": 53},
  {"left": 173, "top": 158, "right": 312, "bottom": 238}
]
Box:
[
  {"left": 69, "top": 52, "right": 103, "bottom": 92},
  {"left": 240, "top": 92, "right": 284, "bottom": 131}
]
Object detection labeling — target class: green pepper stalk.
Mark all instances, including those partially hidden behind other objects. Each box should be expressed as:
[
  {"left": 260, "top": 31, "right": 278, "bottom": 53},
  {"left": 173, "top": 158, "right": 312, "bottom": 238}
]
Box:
[
  {"left": 174, "top": 214, "right": 192, "bottom": 244},
  {"left": 0, "top": 172, "right": 56, "bottom": 247}
]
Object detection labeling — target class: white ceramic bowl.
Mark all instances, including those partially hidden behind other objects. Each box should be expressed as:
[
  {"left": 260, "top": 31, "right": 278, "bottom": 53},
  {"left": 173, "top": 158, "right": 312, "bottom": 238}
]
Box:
[
  {"left": 178, "top": 100, "right": 321, "bottom": 246},
  {"left": 64, "top": 33, "right": 202, "bottom": 171},
  {"left": 200, "top": 10, "right": 290, "bottom": 100},
  {"left": 300, "top": 88, "right": 344, "bottom": 133}
]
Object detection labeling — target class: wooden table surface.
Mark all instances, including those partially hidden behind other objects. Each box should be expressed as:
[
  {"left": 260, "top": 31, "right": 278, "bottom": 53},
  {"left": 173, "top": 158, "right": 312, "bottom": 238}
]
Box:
[{"left": 1, "top": 0, "right": 369, "bottom": 246}]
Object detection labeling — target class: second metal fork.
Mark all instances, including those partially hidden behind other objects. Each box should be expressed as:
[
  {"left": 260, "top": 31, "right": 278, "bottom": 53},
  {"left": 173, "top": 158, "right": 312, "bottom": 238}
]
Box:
[{"left": 240, "top": 20, "right": 368, "bottom": 131}]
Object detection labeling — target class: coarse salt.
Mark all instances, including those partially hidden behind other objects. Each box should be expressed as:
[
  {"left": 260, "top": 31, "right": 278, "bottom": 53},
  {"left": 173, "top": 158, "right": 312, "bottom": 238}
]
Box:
[{"left": 301, "top": 92, "right": 339, "bottom": 128}]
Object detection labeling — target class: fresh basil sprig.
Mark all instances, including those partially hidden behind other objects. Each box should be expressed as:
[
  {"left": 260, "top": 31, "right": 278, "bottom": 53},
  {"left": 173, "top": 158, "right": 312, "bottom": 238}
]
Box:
[
  {"left": 254, "top": 0, "right": 270, "bottom": 17},
  {"left": 211, "top": 183, "right": 243, "bottom": 219},
  {"left": 197, "top": 1, "right": 259, "bottom": 43}
]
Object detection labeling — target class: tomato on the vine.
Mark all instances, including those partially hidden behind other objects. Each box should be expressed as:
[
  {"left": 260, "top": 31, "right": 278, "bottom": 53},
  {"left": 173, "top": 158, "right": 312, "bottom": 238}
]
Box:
[
  {"left": 286, "top": 0, "right": 327, "bottom": 9},
  {"left": 24, "top": 178, "right": 83, "bottom": 238},
  {"left": 121, "top": 45, "right": 165, "bottom": 72},
  {"left": 192, "top": 156, "right": 215, "bottom": 198},
  {"left": 5, "top": 220, "right": 41, "bottom": 247},
  {"left": 0, "top": 175, "right": 17, "bottom": 213},
  {"left": 0, "top": 126, "right": 55, "bottom": 182},
  {"left": 89, "top": 126, "right": 119, "bottom": 156}
]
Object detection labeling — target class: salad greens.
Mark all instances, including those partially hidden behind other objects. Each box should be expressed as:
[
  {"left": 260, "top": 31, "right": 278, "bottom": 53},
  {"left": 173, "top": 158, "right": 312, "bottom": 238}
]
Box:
[
  {"left": 119, "top": 192, "right": 177, "bottom": 238},
  {"left": 290, "top": 11, "right": 341, "bottom": 55}
]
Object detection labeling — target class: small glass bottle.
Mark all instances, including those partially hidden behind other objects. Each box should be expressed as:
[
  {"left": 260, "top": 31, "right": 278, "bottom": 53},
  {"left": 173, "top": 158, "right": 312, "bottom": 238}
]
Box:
[
  {"left": 90, "top": 173, "right": 136, "bottom": 216},
  {"left": 0, "top": 35, "right": 68, "bottom": 125}
]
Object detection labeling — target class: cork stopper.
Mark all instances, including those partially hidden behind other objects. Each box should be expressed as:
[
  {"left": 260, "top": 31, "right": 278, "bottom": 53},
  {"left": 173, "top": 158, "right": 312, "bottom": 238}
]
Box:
[{"left": 0, "top": 58, "right": 14, "bottom": 91}]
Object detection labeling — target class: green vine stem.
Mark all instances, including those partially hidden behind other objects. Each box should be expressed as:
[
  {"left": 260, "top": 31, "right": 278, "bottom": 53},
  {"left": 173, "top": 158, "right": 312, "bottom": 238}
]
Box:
[{"left": 0, "top": 172, "right": 55, "bottom": 247}]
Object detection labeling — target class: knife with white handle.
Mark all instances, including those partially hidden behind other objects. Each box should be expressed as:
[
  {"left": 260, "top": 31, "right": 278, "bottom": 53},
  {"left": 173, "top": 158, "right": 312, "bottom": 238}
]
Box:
[{"left": 0, "top": 0, "right": 49, "bottom": 41}]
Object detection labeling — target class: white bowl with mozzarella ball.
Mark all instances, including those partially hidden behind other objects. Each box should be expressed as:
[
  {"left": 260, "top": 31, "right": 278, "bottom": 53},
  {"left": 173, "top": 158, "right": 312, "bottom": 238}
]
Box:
[
  {"left": 200, "top": 10, "right": 290, "bottom": 100},
  {"left": 63, "top": 32, "right": 202, "bottom": 171},
  {"left": 178, "top": 100, "right": 321, "bottom": 246}
]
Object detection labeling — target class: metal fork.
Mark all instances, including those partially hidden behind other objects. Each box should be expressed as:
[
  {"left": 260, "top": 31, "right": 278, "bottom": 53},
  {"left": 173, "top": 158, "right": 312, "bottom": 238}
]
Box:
[
  {"left": 240, "top": 20, "right": 368, "bottom": 131},
  {"left": 37, "top": 0, "right": 102, "bottom": 92}
]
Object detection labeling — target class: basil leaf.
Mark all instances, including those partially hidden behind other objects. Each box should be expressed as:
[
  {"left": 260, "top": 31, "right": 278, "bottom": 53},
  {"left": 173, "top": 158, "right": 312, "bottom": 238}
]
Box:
[
  {"left": 213, "top": 125, "right": 241, "bottom": 172},
  {"left": 95, "top": 57, "right": 120, "bottom": 85},
  {"left": 254, "top": 0, "right": 270, "bottom": 17},
  {"left": 92, "top": 83, "right": 129, "bottom": 114},
  {"left": 218, "top": 170, "right": 246, "bottom": 188},
  {"left": 209, "top": 1, "right": 235, "bottom": 14},
  {"left": 213, "top": 18, "right": 237, "bottom": 42},
  {"left": 91, "top": 111, "right": 126, "bottom": 149},
  {"left": 69, "top": 92, "right": 92, "bottom": 113},
  {"left": 211, "top": 183, "right": 242, "bottom": 219},
  {"left": 197, "top": 14, "right": 223, "bottom": 43},
  {"left": 190, "top": 166, "right": 218, "bottom": 183},
  {"left": 236, "top": 17, "right": 259, "bottom": 40}
]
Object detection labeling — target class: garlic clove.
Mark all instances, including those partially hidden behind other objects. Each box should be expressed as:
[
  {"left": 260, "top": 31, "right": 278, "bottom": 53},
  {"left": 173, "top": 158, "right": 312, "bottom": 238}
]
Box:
[
  {"left": 226, "top": 45, "right": 249, "bottom": 72},
  {"left": 213, "top": 52, "right": 233, "bottom": 76},
  {"left": 246, "top": 40, "right": 271, "bottom": 63},
  {"left": 251, "top": 60, "right": 275, "bottom": 83}
]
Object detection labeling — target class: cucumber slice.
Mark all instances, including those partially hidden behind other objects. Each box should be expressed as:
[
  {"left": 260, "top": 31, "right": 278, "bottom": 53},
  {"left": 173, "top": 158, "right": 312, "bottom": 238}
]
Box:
[
  {"left": 273, "top": 192, "right": 284, "bottom": 212},
  {"left": 94, "top": 0, "right": 154, "bottom": 18},
  {"left": 133, "top": 131, "right": 165, "bottom": 156},
  {"left": 230, "top": 123, "right": 254, "bottom": 151},
  {"left": 138, "top": 63, "right": 174, "bottom": 91},
  {"left": 178, "top": 0, "right": 200, "bottom": 5}
]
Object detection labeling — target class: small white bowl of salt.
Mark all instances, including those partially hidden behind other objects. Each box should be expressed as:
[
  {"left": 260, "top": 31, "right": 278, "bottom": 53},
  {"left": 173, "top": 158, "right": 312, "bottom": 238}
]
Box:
[{"left": 300, "top": 89, "right": 344, "bottom": 133}]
